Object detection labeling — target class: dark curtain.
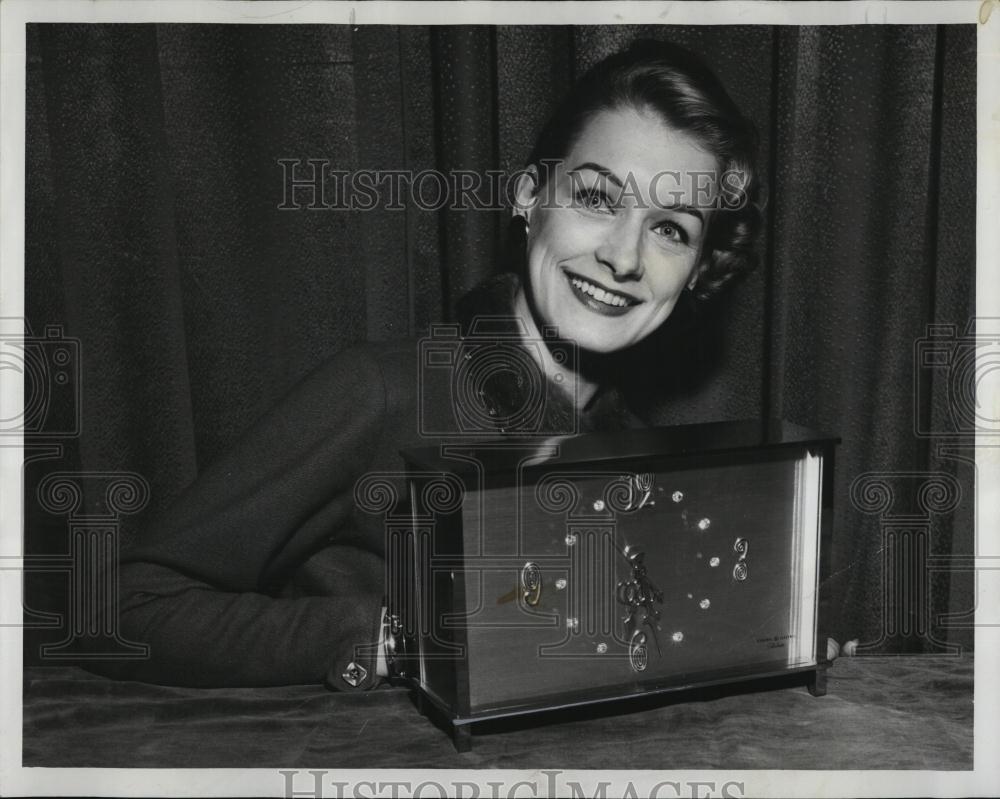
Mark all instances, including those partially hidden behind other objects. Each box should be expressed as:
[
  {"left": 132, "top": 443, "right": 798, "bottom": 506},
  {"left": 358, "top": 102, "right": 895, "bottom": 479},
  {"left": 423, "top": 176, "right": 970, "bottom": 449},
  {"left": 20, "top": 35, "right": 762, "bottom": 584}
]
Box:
[{"left": 23, "top": 24, "right": 975, "bottom": 661}]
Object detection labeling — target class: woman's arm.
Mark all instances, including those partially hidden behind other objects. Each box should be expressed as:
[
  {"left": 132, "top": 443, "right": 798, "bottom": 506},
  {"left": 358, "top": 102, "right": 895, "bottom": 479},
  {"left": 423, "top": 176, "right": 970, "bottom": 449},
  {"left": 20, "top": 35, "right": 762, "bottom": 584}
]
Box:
[
  {"left": 112, "top": 561, "right": 384, "bottom": 687},
  {"left": 96, "top": 346, "right": 394, "bottom": 688}
]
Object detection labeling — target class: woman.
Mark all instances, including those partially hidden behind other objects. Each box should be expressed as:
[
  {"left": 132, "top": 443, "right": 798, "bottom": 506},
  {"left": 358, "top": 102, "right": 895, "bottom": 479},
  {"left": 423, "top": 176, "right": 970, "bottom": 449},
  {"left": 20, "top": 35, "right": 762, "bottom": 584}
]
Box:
[{"left": 103, "top": 39, "right": 761, "bottom": 690}]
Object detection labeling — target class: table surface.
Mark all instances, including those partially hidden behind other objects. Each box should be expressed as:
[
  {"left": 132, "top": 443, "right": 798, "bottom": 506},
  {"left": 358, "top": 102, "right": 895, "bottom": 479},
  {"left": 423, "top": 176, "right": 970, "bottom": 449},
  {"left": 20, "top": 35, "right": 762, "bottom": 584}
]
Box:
[{"left": 22, "top": 655, "right": 973, "bottom": 770}]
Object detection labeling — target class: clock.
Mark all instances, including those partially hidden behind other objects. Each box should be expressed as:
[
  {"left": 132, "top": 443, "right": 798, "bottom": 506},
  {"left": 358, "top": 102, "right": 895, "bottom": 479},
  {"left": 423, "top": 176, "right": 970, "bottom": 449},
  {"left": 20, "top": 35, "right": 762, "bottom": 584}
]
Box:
[{"left": 391, "top": 419, "right": 837, "bottom": 751}]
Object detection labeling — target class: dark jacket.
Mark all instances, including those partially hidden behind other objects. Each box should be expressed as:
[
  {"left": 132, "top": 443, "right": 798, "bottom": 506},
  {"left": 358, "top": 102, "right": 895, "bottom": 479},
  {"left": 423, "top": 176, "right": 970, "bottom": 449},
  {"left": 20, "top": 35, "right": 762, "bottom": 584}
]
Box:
[{"left": 105, "top": 275, "right": 641, "bottom": 689}]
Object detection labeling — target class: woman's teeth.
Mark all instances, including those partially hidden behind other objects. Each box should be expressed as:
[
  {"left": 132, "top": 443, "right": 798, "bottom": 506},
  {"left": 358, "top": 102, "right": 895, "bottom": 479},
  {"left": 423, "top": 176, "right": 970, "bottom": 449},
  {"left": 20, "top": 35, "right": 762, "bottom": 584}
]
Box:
[{"left": 570, "top": 277, "right": 632, "bottom": 308}]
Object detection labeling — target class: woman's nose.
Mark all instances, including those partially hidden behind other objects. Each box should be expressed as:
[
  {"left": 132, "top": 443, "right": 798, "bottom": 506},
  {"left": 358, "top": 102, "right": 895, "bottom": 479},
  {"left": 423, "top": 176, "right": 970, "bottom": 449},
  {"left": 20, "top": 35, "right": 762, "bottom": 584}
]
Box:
[{"left": 594, "top": 216, "right": 643, "bottom": 278}]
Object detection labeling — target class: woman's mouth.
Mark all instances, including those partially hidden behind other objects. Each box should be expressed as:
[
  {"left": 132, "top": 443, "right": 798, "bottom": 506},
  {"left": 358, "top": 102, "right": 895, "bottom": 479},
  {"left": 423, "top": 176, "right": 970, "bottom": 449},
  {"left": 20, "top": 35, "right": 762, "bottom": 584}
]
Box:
[{"left": 565, "top": 272, "right": 640, "bottom": 317}]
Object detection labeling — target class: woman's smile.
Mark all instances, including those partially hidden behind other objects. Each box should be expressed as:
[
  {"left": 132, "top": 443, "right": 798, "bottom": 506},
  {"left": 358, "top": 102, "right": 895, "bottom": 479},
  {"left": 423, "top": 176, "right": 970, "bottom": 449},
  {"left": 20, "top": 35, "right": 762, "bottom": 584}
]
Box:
[{"left": 564, "top": 269, "right": 642, "bottom": 316}]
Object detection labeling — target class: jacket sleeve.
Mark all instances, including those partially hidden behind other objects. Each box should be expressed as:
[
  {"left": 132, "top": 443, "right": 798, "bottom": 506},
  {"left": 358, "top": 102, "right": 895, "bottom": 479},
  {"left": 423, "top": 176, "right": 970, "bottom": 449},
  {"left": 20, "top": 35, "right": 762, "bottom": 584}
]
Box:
[{"left": 98, "top": 346, "right": 392, "bottom": 688}]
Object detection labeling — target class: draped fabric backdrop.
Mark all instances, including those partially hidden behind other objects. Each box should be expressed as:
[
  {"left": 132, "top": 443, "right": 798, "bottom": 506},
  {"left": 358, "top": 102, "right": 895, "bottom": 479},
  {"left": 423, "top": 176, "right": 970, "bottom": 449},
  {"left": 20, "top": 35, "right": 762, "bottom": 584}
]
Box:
[{"left": 24, "top": 24, "right": 975, "bottom": 663}]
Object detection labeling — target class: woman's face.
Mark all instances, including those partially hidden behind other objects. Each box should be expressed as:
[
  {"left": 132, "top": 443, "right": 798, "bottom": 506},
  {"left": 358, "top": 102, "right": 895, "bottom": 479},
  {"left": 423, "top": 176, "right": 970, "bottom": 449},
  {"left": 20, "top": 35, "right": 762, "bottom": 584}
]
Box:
[{"left": 519, "top": 105, "right": 718, "bottom": 354}]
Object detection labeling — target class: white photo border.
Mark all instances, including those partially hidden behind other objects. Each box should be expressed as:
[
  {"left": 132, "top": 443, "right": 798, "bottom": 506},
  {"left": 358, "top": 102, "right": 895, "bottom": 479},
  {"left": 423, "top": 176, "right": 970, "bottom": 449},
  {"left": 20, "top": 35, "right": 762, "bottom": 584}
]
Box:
[{"left": 1, "top": 1, "right": 996, "bottom": 797}]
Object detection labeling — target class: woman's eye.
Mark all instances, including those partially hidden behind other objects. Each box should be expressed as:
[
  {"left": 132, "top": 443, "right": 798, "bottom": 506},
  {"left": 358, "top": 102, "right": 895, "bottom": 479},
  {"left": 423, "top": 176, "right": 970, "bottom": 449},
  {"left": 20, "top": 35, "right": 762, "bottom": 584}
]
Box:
[
  {"left": 653, "top": 221, "right": 687, "bottom": 243},
  {"left": 575, "top": 187, "right": 613, "bottom": 213}
]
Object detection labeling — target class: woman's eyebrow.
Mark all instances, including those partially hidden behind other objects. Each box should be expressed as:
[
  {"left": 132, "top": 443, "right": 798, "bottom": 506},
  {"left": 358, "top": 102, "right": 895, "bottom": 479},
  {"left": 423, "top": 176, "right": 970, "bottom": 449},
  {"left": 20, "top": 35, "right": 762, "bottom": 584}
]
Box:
[
  {"left": 568, "top": 163, "right": 707, "bottom": 225},
  {"left": 665, "top": 205, "right": 705, "bottom": 224},
  {"left": 568, "top": 161, "right": 624, "bottom": 188}
]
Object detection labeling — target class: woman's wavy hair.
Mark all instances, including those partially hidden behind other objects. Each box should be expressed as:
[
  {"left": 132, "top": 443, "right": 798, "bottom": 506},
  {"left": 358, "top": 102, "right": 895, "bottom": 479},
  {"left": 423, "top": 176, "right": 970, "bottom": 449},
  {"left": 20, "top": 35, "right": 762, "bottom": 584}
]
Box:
[{"left": 526, "top": 39, "right": 763, "bottom": 301}]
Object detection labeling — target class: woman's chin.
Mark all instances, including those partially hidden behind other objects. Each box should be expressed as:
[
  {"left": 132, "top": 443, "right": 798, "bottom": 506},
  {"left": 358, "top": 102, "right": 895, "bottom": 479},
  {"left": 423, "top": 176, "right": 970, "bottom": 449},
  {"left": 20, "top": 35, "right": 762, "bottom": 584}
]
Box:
[
  {"left": 556, "top": 323, "right": 639, "bottom": 355},
  {"left": 529, "top": 289, "right": 660, "bottom": 354}
]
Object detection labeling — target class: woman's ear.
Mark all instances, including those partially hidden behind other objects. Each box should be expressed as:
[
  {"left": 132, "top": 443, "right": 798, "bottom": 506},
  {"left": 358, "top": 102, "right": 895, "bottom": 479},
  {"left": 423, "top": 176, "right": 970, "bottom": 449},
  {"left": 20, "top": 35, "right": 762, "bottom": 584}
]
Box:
[{"left": 512, "top": 165, "right": 539, "bottom": 225}]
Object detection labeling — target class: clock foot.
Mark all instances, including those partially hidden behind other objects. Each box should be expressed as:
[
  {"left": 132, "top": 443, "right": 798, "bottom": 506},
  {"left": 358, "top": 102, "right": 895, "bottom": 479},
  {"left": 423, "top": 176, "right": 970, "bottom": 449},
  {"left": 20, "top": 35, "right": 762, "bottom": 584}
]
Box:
[
  {"left": 807, "top": 667, "right": 828, "bottom": 697},
  {"left": 452, "top": 723, "right": 472, "bottom": 753}
]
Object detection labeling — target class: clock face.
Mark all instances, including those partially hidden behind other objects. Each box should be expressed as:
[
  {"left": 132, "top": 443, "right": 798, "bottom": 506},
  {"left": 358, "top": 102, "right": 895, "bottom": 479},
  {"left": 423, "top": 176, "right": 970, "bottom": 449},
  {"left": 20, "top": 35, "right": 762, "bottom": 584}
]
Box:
[{"left": 452, "top": 447, "right": 824, "bottom": 710}]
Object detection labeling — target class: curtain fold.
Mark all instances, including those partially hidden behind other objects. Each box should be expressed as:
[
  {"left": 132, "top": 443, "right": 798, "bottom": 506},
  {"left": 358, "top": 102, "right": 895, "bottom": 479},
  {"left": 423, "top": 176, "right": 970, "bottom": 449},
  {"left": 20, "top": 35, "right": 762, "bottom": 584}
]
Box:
[
  {"left": 431, "top": 26, "right": 505, "bottom": 303},
  {"left": 24, "top": 23, "right": 976, "bottom": 658},
  {"left": 37, "top": 24, "right": 198, "bottom": 499}
]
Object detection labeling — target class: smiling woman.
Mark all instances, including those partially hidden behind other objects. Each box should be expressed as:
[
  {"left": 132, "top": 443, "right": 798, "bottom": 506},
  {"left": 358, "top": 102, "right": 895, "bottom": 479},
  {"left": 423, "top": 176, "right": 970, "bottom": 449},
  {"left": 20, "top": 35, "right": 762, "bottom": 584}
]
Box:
[
  {"left": 99, "top": 38, "right": 764, "bottom": 690},
  {"left": 515, "top": 108, "right": 725, "bottom": 398},
  {"left": 21, "top": 18, "right": 977, "bottom": 773},
  {"left": 519, "top": 110, "right": 716, "bottom": 351},
  {"left": 507, "top": 40, "right": 761, "bottom": 406}
]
